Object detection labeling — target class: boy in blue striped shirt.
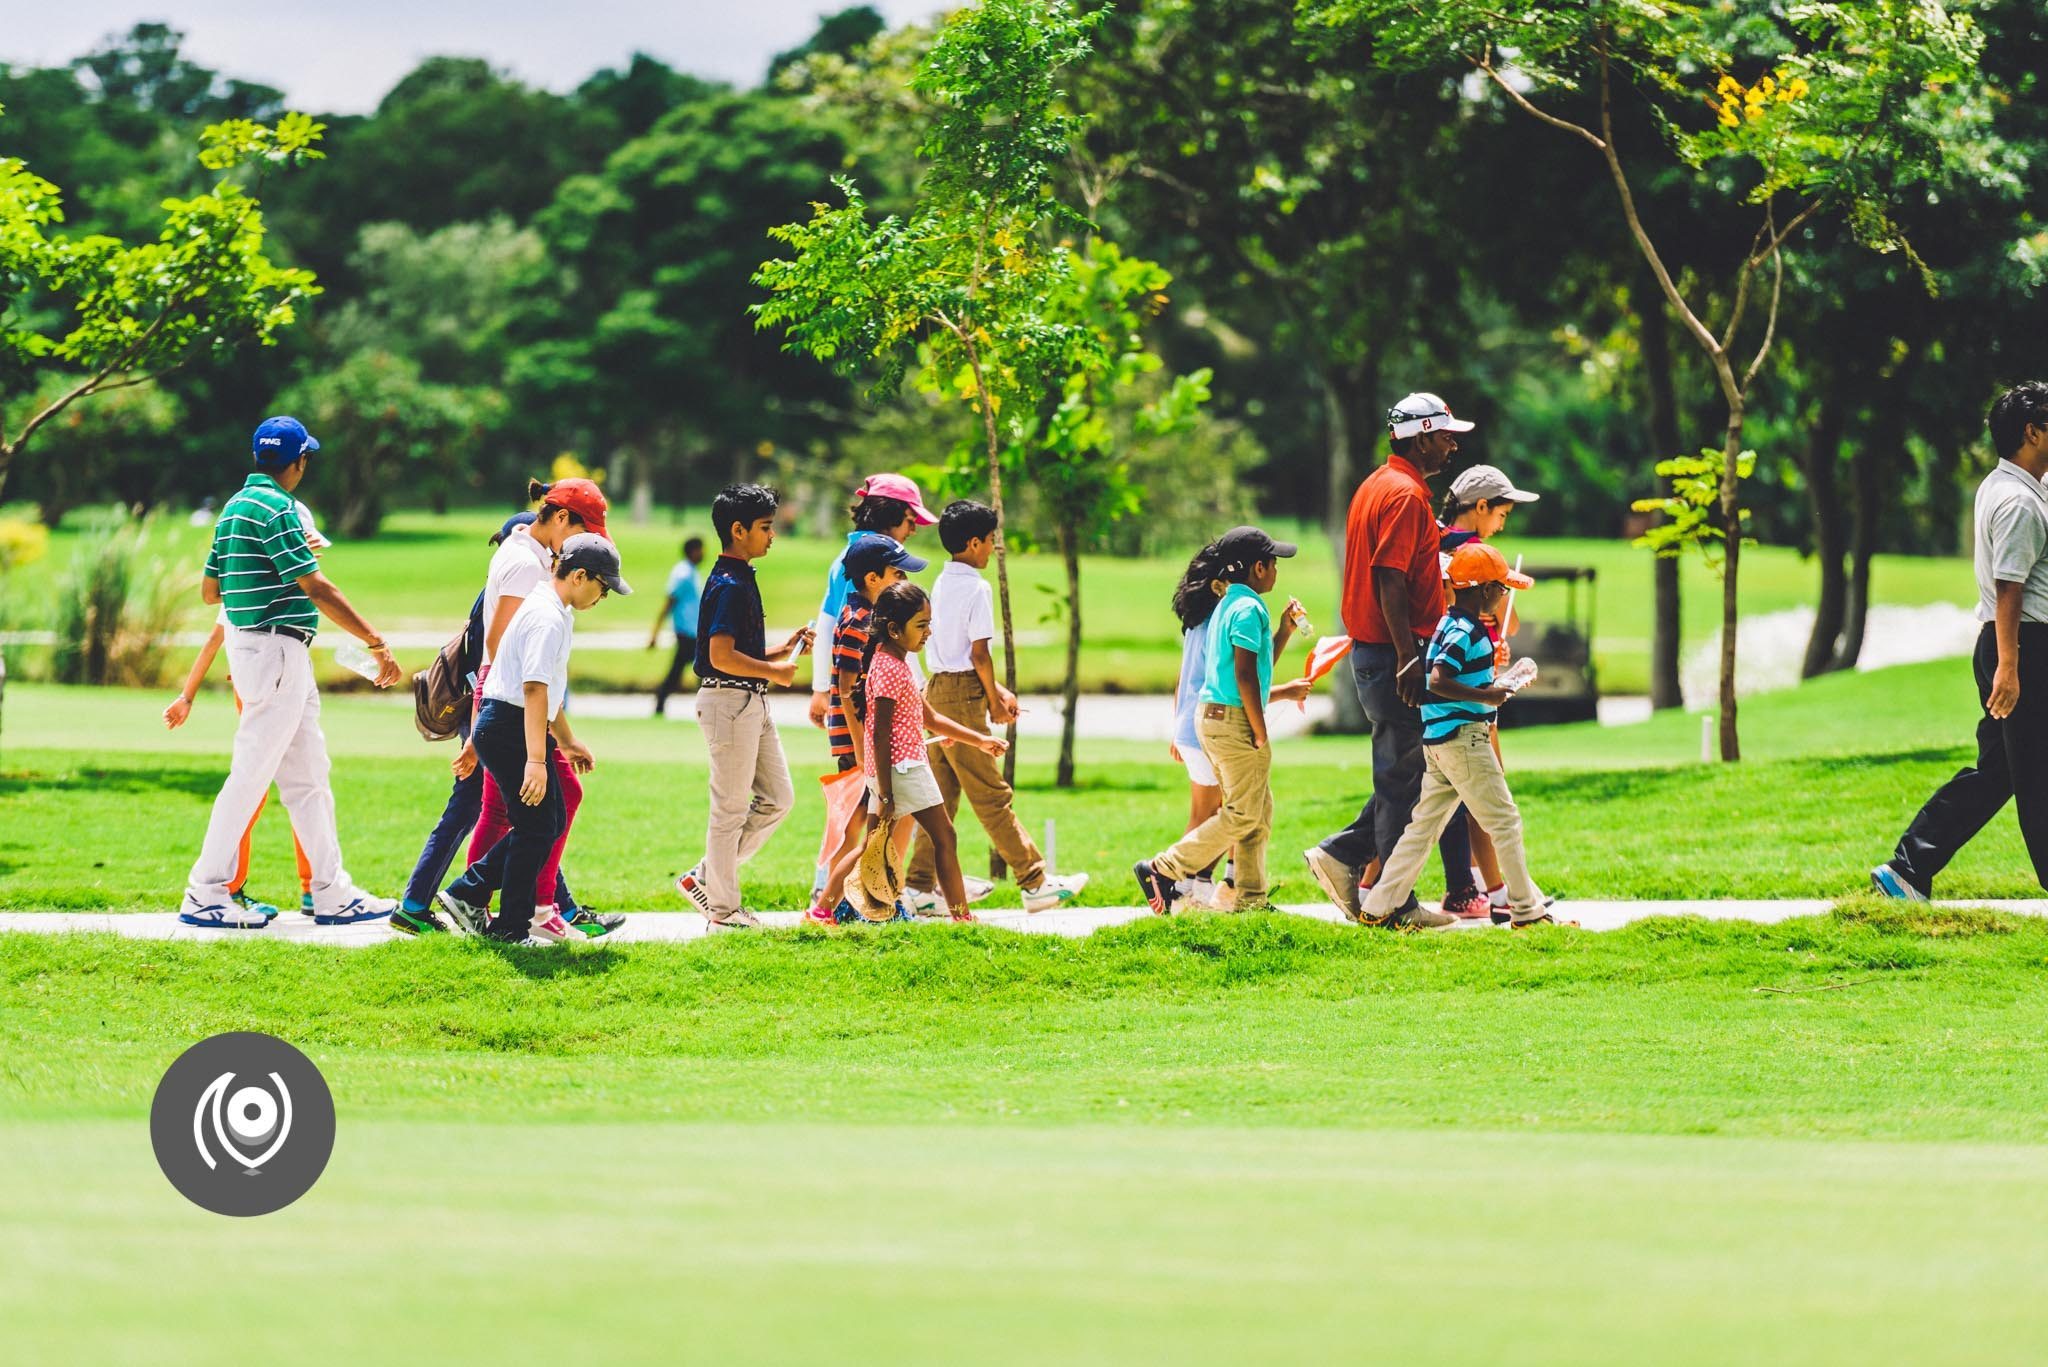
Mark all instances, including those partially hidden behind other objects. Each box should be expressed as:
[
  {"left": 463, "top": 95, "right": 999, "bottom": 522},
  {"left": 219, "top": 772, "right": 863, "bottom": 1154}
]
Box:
[{"left": 1357, "top": 542, "right": 1561, "bottom": 928}]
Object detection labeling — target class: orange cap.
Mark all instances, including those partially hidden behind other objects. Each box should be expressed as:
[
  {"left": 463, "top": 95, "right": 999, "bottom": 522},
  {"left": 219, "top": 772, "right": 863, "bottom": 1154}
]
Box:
[{"left": 1447, "top": 541, "right": 1533, "bottom": 591}]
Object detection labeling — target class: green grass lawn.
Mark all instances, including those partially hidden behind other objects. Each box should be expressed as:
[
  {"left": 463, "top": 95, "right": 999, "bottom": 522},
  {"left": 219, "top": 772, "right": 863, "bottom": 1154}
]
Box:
[
  {"left": 1, "top": 506, "right": 1974, "bottom": 694},
  {"left": 5, "top": 650, "right": 2043, "bottom": 1363}
]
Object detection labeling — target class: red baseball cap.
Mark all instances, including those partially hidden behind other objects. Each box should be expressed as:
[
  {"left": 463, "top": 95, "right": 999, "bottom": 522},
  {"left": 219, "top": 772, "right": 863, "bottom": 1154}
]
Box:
[
  {"left": 540, "top": 477, "right": 609, "bottom": 538},
  {"left": 854, "top": 472, "right": 938, "bottom": 526}
]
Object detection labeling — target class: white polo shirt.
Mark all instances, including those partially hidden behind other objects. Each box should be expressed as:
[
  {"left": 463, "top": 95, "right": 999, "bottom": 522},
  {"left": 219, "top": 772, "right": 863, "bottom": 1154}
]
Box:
[
  {"left": 926, "top": 559, "right": 995, "bottom": 673},
  {"left": 1974, "top": 459, "right": 2048, "bottom": 624},
  {"left": 483, "top": 589, "right": 574, "bottom": 720},
  {"left": 481, "top": 526, "right": 552, "bottom": 666}
]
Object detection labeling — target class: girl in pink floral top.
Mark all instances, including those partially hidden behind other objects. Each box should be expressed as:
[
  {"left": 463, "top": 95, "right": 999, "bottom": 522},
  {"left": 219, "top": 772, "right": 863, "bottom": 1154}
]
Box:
[{"left": 859, "top": 583, "right": 1007, "bottom": 920}]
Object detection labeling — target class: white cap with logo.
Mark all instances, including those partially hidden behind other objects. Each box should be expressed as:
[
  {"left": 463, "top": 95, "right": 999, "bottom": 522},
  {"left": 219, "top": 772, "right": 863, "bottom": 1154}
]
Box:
[{"left": 1388, "top": 392, "right": 1476, "bottom": 440}]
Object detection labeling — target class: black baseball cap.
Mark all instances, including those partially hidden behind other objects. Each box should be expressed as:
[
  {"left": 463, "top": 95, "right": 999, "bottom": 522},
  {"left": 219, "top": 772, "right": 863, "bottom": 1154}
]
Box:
[
  {"left": 1214, "top": 526, "right": 1297, "bottom": 573},
  {"left": 843, "top": 532, "right": 928, "bottom": 584},
  {"left": 558, "top": 532, "right": 632, "bottom": 595}
]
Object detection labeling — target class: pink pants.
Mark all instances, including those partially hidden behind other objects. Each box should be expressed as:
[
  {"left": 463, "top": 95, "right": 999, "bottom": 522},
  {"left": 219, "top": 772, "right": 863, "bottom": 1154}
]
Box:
[{"left": 470, "top": 664, "right": 583, "bottom": 907}]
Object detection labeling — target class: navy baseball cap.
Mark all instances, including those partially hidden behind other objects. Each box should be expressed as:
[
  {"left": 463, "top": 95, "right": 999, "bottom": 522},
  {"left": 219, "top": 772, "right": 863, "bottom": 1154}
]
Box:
[
  {"left": 844, "top": 532, "right": 928, "bottom": 584},
  {"left": 252, "top": 416, "right": 319, "bottom": 467},
  {"left": 490, "top": 511, "right": 538, "bottom": 546}
]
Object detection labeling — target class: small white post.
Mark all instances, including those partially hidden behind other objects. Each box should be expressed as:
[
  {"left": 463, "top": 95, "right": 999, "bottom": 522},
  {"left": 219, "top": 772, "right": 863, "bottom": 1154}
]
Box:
[
  {"left": 1044, "top": 819, "right": 1057, "bottom": 877},
  {"left": 1701, "top": 714, "right": 1713, "bottom": 764}
]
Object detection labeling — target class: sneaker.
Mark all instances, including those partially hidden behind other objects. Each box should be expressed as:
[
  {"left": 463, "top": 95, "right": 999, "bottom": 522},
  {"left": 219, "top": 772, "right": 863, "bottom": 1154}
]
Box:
[
  {"left": 1133, "top": 860, "right": 1180, "bottom": 916},
  {"left": 902, "top": 886, "right": 943, "bottom": 916},
  {"left": 390, "top": 905, "right": 452, "bottom": 935},
  {"left": 805, "top": 903, "right": 838, "bottom": 926},
  {"left": 316, "top": 891, "right": 395, "bottom": 925},
  {"left": 529, "top": 907, "right": 576, "bottom": 943},
  {"left": 962, "top": 875, "right": 995, "bottom": 904},
  {"left": 1509, "top": 911, "right": 1576, "bottom": 929},
  {"left": 675, "top": 865, "right": 713, "bottom": 914},
  {"left": 436, "top": 888, "right": 491, "bottom": 936},
  {"left": 705, "top": 907, "right": 760, "bottom": 931},
  {"left": 1022, "top": 872, "right": 1089, "bottom": 914},
  {"left": 1361, "top": 898, "right": 1458, "bottom": 931},
  {"left": 300, "top": 892, "right": 315, "bottom": 916},
  {"left": 228, "top": 888, "right": 280, "bottom": 921},
  {"left": 1303, "top": 846, "right": 1363, "bottom": 922},
  {"left": 178, "top": 891, "right": 269, "bottom": 929},
  {"left": 1489, "top": 888, "right": 1559, "bottom": 925},
  {"left": 566, "top": 906, "right": 627, "bottom": 937},
  {"left": 1442, "top": 888, "right": 1492, "bottom": 920},
  {"left": 1871, "top": 864, "right": 1928, "bottom": 902}
]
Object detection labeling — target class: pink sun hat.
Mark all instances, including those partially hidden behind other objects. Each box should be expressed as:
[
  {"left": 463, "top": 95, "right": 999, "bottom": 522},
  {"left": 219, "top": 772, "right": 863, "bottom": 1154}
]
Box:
[{"left": 854, "top": 472, "right": 938, "bottom": 526}]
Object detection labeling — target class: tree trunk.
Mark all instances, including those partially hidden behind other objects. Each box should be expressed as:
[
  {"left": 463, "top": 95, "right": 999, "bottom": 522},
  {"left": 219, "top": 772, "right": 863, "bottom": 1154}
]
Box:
[
  {"left": 1799, "top": 397, "right": 1848, "bottom": 679},
  {"left": 1716, "top": 407, "right": 1745, "bottom": 762},
  {"left": 1638, "top": 261, "right": 1685, "bottom": 711},
  {"left": 1834, "top": 438, "right": 1881, "bottom": 671},
  {"left": 1318, "top": 362, "right": 1370, "bottom": 734},
  {"left": 1056, "top": 518, "right": 1082, "bottom": 789}
]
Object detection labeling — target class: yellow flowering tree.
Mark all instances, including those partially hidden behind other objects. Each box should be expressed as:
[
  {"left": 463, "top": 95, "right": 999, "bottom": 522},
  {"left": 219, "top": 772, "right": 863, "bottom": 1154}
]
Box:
[{"left": 1300, "top": 0, "right": 1991, "bottom": 759}]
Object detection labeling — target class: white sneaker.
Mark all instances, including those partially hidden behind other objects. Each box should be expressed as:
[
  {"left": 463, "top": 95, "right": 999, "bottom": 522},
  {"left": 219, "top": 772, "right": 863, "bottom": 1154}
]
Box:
[
  {"left": 316, "top": 889, "right": 396, "bottom": 925},
  {"left": 963, "top": 875, "right": 995, "bottom": 904},
  {"left": 903, "top": 886, "right": 943, "bottom": 916},
  {"left": 1022, "top": 872, "right": 1089, "bottom": 913},
  {"left": 529, "top": 905, "right": 575, "bottom": 943},
  {"left": 178, "top": 891, "right": 269, "bottom": 929},
  {"left": 675, "top": 864, "right": 713, "bottom": 914}
]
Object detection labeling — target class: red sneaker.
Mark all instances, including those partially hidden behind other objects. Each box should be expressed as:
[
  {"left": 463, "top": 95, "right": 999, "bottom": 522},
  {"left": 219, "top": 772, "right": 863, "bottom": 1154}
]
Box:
[
  {"left": 1442, "top": 889, "right": 1492, "bottom": 920},
  {"left": 804, "top": 904, "right": 836, "bottom": 926}
]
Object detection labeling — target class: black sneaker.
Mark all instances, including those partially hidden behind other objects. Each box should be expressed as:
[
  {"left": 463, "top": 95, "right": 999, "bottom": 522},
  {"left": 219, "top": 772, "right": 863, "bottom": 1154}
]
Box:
[
  {"left": 391, "top": 905, "right": 453, "bottom": 936},
  {"left": 566, "top": 906, "right": 627, "bottom": 937},
  {"left": 1133, "top": 860, "right": 1180, "bottom": 916}
]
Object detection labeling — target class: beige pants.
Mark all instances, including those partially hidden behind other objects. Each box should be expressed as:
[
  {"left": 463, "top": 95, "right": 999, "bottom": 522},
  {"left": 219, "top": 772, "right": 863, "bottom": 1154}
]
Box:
[
  {"left": 1152, "top": 704, "right": 1271, "bottom": 906},
  {"left": 907, "top": 671, "right": 1046, "bottom": 891},
  {"left": 695, "top": 685, "right": 794, "bottom": 915},
  {"left": 1359, "top": 721, "right": 1543, "bottom": 921}
]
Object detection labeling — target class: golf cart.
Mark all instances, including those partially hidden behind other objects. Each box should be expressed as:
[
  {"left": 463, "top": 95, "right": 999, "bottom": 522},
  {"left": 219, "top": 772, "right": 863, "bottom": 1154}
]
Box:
[{"left": 1500, "top": 564, "right": 1598, "bottom": 728}]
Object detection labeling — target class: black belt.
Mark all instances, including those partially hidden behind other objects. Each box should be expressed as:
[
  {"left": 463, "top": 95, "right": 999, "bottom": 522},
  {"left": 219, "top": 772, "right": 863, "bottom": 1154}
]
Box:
[
  {"left": 700, "top": 676, "right": 767, "bottom": 694},
  {"left": 243, "top": 623, "right": 315, "bottom": 645}
]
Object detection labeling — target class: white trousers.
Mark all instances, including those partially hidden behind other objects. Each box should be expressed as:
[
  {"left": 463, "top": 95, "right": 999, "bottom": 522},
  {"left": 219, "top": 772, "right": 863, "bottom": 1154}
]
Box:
[{"left": 185, "top": 629, "right": 351, "bottom": 909}]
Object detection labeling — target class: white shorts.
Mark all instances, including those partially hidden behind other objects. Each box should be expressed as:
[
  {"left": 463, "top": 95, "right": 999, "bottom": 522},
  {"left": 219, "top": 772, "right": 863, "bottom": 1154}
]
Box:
[
  {"left": 1179, "top": 741, "right": 1218, "bottom": 788},
  {"left": 868, "top": 760, "right": 944, "bottom": 815}
]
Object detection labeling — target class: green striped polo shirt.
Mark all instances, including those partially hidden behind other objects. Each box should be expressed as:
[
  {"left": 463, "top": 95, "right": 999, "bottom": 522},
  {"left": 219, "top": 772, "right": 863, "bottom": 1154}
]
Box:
[{"left": 203, "top": 474, "right": 319, "bottom": 634}]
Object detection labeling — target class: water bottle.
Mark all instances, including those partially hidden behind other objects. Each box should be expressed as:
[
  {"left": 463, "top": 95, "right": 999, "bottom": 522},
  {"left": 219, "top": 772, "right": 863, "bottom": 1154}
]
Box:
[{"left": 333, "top": 640, "right": 382, "bottom": 682}]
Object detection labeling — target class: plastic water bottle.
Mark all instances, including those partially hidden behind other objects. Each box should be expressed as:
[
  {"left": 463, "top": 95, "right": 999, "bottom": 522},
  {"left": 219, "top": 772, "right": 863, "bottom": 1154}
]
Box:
[{"left": 333, "top": 640, "right": 382, "bottom": 682}]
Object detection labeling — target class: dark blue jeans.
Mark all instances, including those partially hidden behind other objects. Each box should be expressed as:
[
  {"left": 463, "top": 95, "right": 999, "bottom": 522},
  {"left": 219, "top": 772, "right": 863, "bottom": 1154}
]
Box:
[
  {"left": 1318, "top": 641, "right": 1476, "bottom": 895},
  {"left": 403, "top": 717, "right": 577, "bottom": 913},
  {"left": 448, "top": 701, "right": 563, "bottom": 939}
]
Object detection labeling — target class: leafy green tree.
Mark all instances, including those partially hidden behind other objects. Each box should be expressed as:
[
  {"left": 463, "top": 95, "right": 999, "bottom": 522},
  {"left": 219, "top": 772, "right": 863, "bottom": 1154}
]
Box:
[
  {"left": 0, "top": 111, "right": 323, "bottom": 503},
  {"left": 1312, "top": 0, "right": 1995, "bottom": 758},
  {"left": 769, "top": 7, "right": 889, "bottom": 86}
]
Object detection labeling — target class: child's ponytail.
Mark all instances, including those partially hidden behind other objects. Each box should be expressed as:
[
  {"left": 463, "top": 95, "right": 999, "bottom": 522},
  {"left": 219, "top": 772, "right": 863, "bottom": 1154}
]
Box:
[
  {"left": 528, "top": 478, "right": 552, "bottom": 505},
  {"left": 1172, "top": 541, "right": 1229, "bottom": 631}
]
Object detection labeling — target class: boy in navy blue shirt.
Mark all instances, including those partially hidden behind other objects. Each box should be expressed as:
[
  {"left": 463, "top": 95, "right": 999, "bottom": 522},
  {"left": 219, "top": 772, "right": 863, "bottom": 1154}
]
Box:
[
  {"left": 1356, "top": 542, "right": 1562, "bottom": 929},
  {"left": 677, "top": 484, "right": 813, "bottom": 929}
]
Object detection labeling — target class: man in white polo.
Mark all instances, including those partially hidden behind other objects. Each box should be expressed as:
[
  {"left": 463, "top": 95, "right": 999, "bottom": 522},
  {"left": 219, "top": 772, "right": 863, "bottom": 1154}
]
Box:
[
  {"left": 179, "top": 416, "right": 403, "bottom": 928},
  {"left": 1875, "top": 382, "right": 2048, "bottom": 899}
]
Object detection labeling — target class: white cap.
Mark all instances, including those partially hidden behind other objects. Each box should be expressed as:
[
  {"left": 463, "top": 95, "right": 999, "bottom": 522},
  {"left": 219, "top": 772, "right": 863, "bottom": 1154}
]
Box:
[
  {"left": 294, "top": 499, "right": 331, "bottom": 551},
  {"left": 1388, "top": 392, "right": 1476, "bottom": 440},
  {"left": 1449, "top": 464, "right": 1539, "bottom": 504}
]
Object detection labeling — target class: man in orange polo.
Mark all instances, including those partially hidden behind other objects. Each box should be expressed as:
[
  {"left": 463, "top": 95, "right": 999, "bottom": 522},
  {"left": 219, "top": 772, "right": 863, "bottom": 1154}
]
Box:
[{"left": 1303, "top": 393, "right": 1481, "bottom": 929}]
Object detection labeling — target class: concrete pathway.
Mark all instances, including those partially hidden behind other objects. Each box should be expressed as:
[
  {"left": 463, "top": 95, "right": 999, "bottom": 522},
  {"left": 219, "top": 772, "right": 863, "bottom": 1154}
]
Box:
[{"left": 4, "top": 898, "right": 2044, "bottom": 948}]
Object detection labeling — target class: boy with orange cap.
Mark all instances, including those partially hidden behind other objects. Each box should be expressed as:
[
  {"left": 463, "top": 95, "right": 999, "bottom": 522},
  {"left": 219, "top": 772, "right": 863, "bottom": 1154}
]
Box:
[{"left": 1355, "top": 542, "right": 1562, "bottom": 929}]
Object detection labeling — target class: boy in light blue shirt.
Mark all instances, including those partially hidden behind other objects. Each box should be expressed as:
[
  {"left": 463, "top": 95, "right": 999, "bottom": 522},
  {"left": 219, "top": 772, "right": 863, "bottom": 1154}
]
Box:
[
  {"left": 1136, "top": 527, "right": 1309, "bottom": 914},
  {"left": 650, "top": 536, "right": 705, "bottom": 716}
]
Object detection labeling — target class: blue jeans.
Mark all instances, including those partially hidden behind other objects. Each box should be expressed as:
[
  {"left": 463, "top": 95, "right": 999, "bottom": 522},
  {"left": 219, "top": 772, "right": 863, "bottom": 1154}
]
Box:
[
  {"left": 403, "top": 716, "right": 577, "bottom": 913},
  {"left": 1318, "top": 642, "right": 1475, "bottom": 895},
  {"left": 448, "top": 701, "right": 563, "bottom": 939}
]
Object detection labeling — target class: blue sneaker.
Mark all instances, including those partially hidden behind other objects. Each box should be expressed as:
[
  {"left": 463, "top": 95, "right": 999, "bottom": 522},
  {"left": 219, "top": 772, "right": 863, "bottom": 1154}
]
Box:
[
  {"left": 300, "top": 892, "right": 316, "bottom": 916},
  {"left": 1871, "top": 864, "right": 1928, "bottom": 902},
  {"left": 178, "top": 891, "right": 269, "bottom": 929},
  {"left": 314, "top": 891, "right": 396, "bottom": 925},
  {"left": 228, "top": 889, "right": 280, "bottom": 922}
]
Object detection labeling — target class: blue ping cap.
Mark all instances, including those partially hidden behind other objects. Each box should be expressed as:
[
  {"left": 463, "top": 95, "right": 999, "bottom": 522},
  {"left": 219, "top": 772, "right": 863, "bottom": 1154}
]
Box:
[
  {"left": 490, "top": 511, "right": 538, "bottom": 546},
  {"left": 252, "top": 416, "right": 319, "bottom": 467},
  {"left": 844, "top": 532, "right": 928, "bottom": 584}
]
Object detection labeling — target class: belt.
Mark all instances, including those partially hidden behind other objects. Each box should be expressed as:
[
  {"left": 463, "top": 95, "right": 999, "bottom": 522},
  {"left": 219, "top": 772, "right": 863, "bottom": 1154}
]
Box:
[
  {"left": 1201, "top": 702, "right": 1246, "bottom": 721},
  {"left": 243, "top": 623, "right": 315, "bottom": 645},
  {"left": 700, "top": 676, "right": 767, "bottom": 694}
]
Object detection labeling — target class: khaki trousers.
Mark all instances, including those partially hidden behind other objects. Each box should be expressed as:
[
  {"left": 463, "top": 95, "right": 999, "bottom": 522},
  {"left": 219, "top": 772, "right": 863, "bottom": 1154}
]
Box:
[
  {"left": 1153, "top": 704, "right": 1271, "bottom": 906},
  {"left": 1359, "top": 721, "right": 1544, "bottom": 922},
  {"left": 907, "top": 671, "right": 1045, "bottom": 891},
  {"left": 695, "top": 685, "right": 794, "bottom": 915}
]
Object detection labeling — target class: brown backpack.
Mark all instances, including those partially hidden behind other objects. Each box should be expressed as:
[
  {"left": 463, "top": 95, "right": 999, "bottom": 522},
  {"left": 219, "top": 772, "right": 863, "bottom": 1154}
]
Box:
[{"left": 411, "top": 590, "right": 484, "bottom": 742}]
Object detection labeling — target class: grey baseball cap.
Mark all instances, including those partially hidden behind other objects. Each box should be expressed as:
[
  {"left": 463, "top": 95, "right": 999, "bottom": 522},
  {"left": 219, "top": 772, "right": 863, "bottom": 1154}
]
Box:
[
  {"left": 558, "top": 532, "right": 633, "bottom": 595},
  {"left": 1449, "top": 464, "right": 1539, "bottom": 504}
]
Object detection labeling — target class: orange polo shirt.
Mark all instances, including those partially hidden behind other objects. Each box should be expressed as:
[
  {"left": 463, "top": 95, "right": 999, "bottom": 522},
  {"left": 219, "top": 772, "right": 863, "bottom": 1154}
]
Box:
[{"left": 1340, "top": 456, "right": 1444, "bottom": 645}]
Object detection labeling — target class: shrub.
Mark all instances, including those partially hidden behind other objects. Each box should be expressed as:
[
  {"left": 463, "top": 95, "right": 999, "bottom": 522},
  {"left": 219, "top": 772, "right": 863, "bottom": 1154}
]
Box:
[{"left": 49, "top": 513, "right": 193, "bottom": 687}]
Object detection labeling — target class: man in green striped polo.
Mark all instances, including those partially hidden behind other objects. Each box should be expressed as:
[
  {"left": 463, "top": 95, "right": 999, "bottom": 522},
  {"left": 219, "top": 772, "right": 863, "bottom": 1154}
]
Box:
[{"left": 179, "top": 416, "right": 405, "bottom": 929}]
